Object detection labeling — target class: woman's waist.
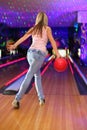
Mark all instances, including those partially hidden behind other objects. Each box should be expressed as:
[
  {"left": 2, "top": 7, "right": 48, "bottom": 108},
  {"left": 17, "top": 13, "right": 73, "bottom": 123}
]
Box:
[
  {"left": 28, "top": 48, "right": 48, "bottom": 56},
  {"left": 29, "top": 46, "right": 48, "bottom": 54}
]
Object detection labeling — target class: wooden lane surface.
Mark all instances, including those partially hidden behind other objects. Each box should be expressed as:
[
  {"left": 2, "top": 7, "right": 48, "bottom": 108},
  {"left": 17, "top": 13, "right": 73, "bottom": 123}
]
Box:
[
  {"left": 0, "top": 66, "right": 87, "bottom": 130},
  {"left": 30, "top": 65, "right": 79, "bottom": 96}
]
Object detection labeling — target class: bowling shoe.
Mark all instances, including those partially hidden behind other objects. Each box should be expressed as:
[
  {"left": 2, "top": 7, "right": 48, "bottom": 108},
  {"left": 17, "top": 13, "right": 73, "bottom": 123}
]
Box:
[
  {"left": 12, "top": 99, "right": 20, "bottom": 109},
  {"left": 39, "top": 99, "right": 45, "bottom": 106}
]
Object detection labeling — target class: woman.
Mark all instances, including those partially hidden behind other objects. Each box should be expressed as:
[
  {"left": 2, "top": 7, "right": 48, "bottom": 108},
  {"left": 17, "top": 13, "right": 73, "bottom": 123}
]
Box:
[{"left": 7, "top": 12, "right": 60, "bottom": 109}]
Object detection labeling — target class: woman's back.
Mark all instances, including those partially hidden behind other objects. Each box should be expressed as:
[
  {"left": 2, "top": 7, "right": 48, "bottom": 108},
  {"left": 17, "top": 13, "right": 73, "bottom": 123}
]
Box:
[{"left": 30, "top": 26, "right": 48, "bottom": 54}]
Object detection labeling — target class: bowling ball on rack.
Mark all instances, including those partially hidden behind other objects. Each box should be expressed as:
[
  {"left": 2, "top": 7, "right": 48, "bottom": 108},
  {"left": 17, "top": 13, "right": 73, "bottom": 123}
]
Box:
[{"left": 53, "top": 57, "right": 68, "bottom": 72}]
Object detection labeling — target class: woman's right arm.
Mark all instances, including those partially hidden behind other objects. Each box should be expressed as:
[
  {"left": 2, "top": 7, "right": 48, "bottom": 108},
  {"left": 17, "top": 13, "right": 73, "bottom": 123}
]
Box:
[{"left": 47, "top": 26, "right": 60, "bottom": 58}]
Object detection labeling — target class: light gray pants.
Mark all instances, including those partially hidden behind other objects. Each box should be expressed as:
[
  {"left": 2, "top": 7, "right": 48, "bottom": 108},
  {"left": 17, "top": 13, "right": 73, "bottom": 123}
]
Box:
[{"left": 15, "top": 49, "right": 46, "bottom": 101}]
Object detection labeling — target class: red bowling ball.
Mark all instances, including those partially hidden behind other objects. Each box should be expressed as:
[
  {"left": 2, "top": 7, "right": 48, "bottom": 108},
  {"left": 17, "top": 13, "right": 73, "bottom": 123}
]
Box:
[{"left": 54, "top": 58, "right": 68, "bottom": 72}]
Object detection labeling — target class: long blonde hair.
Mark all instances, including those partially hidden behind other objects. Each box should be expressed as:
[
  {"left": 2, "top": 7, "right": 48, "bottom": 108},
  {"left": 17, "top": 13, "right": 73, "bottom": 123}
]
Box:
[{"left": 28, "top": 12, "right": 48, "bottom": 37}]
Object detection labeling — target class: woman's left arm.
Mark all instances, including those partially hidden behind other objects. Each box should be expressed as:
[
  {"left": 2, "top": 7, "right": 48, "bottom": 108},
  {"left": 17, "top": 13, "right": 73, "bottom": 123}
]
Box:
[{"left": 7, "top": 28, "right": 33, "bottom": 50}]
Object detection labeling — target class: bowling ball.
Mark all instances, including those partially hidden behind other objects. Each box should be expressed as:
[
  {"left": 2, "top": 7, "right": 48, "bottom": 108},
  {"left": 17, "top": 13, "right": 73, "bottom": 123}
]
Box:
[{"left": 54, "top": 57, "right": 68, "bottom": 72}]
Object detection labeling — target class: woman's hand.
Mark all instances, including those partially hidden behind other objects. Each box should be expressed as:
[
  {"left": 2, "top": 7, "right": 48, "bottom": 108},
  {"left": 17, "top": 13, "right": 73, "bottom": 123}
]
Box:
[
  {"left": 56, "top": 53, "right": 61, "bottom": 58},
  {"left": 6, "top": 44, "right": 16, "bottom": 51},
  {"left": 53, "top": 54, "right": 61, "bottom": 59}
]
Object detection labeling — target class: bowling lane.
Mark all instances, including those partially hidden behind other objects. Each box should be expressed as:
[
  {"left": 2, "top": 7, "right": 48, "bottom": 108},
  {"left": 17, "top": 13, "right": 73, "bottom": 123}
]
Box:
[
  {"left": 0, "top": 54, "right": 23, "bottom": 65},
  {"left": 0, "top": 63, "right": 81, "bottom": 130},
  {"left": 2, "top": 55, "right": 52, "bottom": 94},
  {"left": 0, "top": 54, "right": 51, "bottom": 90},
  {"left": 4, "top": 63, "right": 79, "bottom": 96},
  {"left": 29, "top": 64, "right": 79, "bottom": 96},
  {"left": 0, "top": 55, "right": 51, "bottom": 94},
  {"left": 0, "top": 58, "right": 28, "bottom": 89}
]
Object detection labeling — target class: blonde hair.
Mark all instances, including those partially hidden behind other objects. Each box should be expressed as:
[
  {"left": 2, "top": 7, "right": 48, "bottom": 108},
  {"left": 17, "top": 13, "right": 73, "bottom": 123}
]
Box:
[
  {"left": 28, "top": 12, "right": 48, "bottom": 37},
  {"left": 35, "top": 12, "right": 48, "bottom": 26}
]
